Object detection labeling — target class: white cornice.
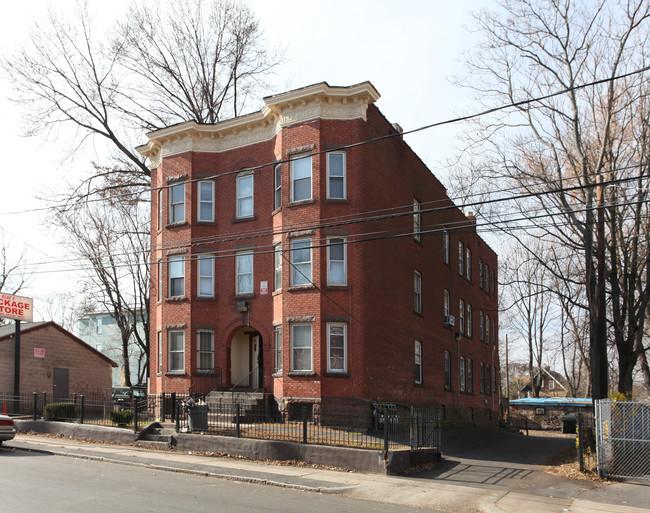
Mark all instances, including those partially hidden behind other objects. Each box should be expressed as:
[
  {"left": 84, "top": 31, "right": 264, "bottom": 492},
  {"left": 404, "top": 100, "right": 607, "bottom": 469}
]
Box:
[{"left": 136, "top": 82, "right": 380, "bottom": 168}]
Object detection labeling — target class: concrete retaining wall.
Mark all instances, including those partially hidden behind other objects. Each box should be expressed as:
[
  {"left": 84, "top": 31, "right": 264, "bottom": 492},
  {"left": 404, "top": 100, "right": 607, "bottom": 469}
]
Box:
[{"left": 15, "top": 420, "right": 137, "bottom": 445}]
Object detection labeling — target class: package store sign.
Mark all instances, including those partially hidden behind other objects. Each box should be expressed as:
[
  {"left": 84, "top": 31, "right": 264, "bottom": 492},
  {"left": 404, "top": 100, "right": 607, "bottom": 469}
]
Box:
[
  {"left": 0, "top": 293, "right": 34, "bottom": 322},
  {"left": 34, "top": 348, "right": 45, "bottom": 358}
]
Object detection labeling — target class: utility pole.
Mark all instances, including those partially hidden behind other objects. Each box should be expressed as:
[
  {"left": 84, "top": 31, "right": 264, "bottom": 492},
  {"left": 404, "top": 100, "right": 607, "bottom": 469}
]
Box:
[{"left": 592, "top": 175, "right": 608, "bottom": 401}]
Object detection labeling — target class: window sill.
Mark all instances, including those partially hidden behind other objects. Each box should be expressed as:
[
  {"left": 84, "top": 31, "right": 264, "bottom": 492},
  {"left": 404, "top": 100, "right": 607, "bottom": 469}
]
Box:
[
  {"left": 272, "top": 372, "right": 283, "bottom": 378},
  {"left": 195, "top": 295, "right": 216, "bottom": 301},
  {"left": 166, "top": 296, "right": 188, "bottom": 303},
  {"left": 166, "top": 221, "right": 188, "bottom": 229},
  {"left": 165, "top": 371, "right": 188, "bottom": 377},
  {"left": 272, "top": 207, "right": 282, "bottom": 216},
  {"left": 272, "top": 289, "right": 282, "bottom": 296},
  {"left": 445, "top": 386, "right": 453, "bottom": 392},
  {"left": 195, "top": 371, "right": 218, "bottom": 376},
  {"left": 413, "top": 238, "right": 423, "bottom": 247},
  {"left": 233, "top": 215, "right": 256, "bottom": 224},
  {"left": 288, "top": 285, "right": 315, "bottom": 292},
  {"left": 414, "top": 382, "right": 424, "bottom": 387},
  {"left": 287, "top": 199, "right": 315, "bottom": 208},
  {"left": 324, "top": 198, "right": 348, "bottom": 204},
  {"left": 287, "top": 371, "right": 317, "bottom": 377},
  {"left": 234, "top": 293, "right": 256, "bottom": 300},
  {"left": 413, "top": 311, "right": 424, "bottom": 318},
  {"left": 324, "top": 372, "right": 349, "bottom": 378},
  {"left": 196, "top": 220, "right": 216, "bottom": 225},
  {"left": 325, "top": 284, "right": 349, "bottom": 290}
]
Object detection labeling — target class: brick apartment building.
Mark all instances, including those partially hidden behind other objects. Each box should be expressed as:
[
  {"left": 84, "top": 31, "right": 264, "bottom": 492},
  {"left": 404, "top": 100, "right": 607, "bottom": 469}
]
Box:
[{"left": 137, "top": 82, "right": 499, "bottom": 420}]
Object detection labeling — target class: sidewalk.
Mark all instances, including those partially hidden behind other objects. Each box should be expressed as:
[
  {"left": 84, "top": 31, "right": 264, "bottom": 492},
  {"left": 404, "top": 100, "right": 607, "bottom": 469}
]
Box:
[{"left": 6, "top": 430, "right": 649, "bottom": 513}]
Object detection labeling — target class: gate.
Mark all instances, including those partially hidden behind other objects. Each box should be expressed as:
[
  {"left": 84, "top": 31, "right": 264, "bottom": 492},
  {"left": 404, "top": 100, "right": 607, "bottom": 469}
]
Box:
[{"left": 596, "top": 400, "right": 650, "bottom": 480}]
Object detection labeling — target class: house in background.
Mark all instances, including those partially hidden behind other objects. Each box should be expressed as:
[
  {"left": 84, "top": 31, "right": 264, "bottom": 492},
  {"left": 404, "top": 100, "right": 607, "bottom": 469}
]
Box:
[
  {"left": 77, "top": 312, "right": 147, "bottom": 387},
  {"left": 518, "top": 367, "right": 568, "bottom": 398},
  {"left": 138, "top": 81, "right": 500, "bottom": 422},
  {"left": 0, "top": 321, "right": 116, "bottom": 398}
]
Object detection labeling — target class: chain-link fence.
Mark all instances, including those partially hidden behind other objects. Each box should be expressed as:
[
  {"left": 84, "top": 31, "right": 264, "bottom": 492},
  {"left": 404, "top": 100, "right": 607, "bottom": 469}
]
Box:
[{"left": 596, "top": 400, "right": 650, "bottom": 480}]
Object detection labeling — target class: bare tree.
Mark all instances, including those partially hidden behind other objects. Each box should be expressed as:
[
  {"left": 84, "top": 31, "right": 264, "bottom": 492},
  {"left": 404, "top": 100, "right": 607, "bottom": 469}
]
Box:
[
  {"left": 54, "top": 180, "right": 150, "bottom": 386},
  {"left": 4, "top": 0, "right": 281, "bottom": 191},
  {"left": 456, "top": 0, "right": 650, "bottom": 396}
]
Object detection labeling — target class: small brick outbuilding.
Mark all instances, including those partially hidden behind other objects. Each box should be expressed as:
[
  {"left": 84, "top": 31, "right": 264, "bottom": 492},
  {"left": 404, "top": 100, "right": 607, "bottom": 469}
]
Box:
[{"left": 0, "top": 321, "right": 117, "bottom": 398}]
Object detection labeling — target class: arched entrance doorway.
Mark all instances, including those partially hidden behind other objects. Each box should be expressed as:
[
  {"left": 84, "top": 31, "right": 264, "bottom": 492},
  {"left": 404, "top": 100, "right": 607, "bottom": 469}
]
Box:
[{"left": 230, "top": 327, "right": 263, "bottom": 390}]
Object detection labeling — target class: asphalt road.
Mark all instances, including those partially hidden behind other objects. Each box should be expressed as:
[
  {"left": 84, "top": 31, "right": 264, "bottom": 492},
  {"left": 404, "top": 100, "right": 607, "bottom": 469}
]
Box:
[{"left": 0, "top": 447, "right": 439, "bottom": 513}]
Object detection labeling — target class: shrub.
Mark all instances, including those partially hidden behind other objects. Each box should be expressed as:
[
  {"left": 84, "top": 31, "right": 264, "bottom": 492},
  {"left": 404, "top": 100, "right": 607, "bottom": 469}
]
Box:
[
  {"left": 109, "top": 409, "right": 134, "bottom": 426},
  {"left": 44, "top": 402, "right": 78, "bottom": 421}
]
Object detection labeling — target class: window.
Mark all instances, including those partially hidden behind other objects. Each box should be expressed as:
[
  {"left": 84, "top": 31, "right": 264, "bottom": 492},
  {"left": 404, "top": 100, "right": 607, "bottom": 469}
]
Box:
[
  {"left": 274, "top": 164, "right": 282, "bottom": 210},
  {"left": 96, "top": 317, "right": 103, "bottom": 334},
  {"left": 460, "top": 356, "right": 466, "bottom": 392},
  {"left": 327, "top": 238, "right": 346, "bottom": 285},
  {"left": 486, "top": 365, "right": 492, "bottom": 394},
  {"left": 197, "top": 330, "right": 214, "bottom": 371},
  {"left": 328, "top": 323, "right": 347, "bottom": 373},
  {"left": 466, "top": 304, "right": 472, "bottom": 337},
  {"left": 198, "top": 255, "right": 214, "bottom": 297},
  {"left": 413, "top": 199, "right": 421, "bottom": 242},
  {"left": 274, "top": 326, "right": 282, "bottom": 374},
  {"left": 549, "top": 379, "right": 555, "bottom": 391},
  {"left": 467, "top": 358, "right": 473, "bottom": 393},
  {"left": 198, "top": 181, "right": 215, "bottom": 222},
  {"left": 443, "top": 289, "right": 450, "bottom": 317},
  {"left": 479, "top": 312, "right": 484, "bottom": 341},
  {"left": 466, "top": 248, "right": 471, "bottom": 281},
  {"left": 484, "top": 264, "right": 490, "bottom": 291},
  {"left": 157, "top": 260, "right": 163, "bottom": 301},
  {"left": 291, "top": 324, "right": 312, "bottom": 372},
  {"left": 479, "top": 260, "right": 484, "bottom": 289},
  {"left": 413, "top": 271, "right": 422, "bottom": 314},
  {"left": 236, "top": 251, "right": 253, "bottom": 295},
  {"left": 157, "top": 332, "right": 162, "bottom": 374},
  {"left": 169, "top": 256, "right": 185, "bottom": 297},
  {"left": 168, "top": 330, "right": 185, "bottom": 372},
  {"left": 491, "top": 270, "right": 496, "bottom": 295},
  {"left": 291, "top": 238, "right": 312, "bottom": 286},
  {"left": 459, "top": 299, "right": 465, "bottom": 334},
  {"left": 443, "top": 229, "right": 449, "bottom": 265},
  {"left": 236, "top": 172, "right": 254, "bottom": 218},
  {"left": 169, "top": 183, "right": 185, "bottom": 224},
  {"left": 158, "top": 188, "right": 163, "bottom": 230},
  {"left": 492, "top": 319, "right": 496, "bottom": 345},
  {"left": 480, "top": 362, "right": 485, "bottom": 393},
  {"left": 327, "top": 152, "right": 346, "bottom": 199},
  {"left": 414, "top": 341, "right": 422, "bottom": 384},
  {"left": 444, "top": 351, "right": 451, "bottom": 388},
  {"left": 458, "top": 242, "right": 464, "bottom": 276},
  {"left": 274, "top": 244, "right": 282, "bottom": 291},
  {"left": 291, "top": 154, "right": 312, "bottom": 202},
  {"left": 485, "top": 315, "right": 490, "bottom": 344}
]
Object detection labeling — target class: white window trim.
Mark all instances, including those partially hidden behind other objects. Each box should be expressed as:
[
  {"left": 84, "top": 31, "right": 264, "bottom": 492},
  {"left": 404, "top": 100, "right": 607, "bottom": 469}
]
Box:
[
  {"left": 196, "top": 330, "right": 214, "bottom": 372},
  {"left": 274, "top": 163, "right": 282, "bottom": 210},
  {"left": 157, "top": 331, "right": 162, "bottom": 374},
  {"left": 168, "top": 330, "right": 185, "bottom": 372},
  {"left": 466, "top": 248, "right": 472, "bottom": 281},
  {"left": 169, "top": 183, "right": 185, "bottom": 224},
  {"left": 458, "top": 241, "right": 464, "bottom": 276},
  {"left": 197, "top": 254, "right": 215, "bottom": 297},
  {"left": 274, "top": 244, "right": 282, "bottom": 291},
  {"left": 443, "top": 289, "right": 450, "bottom": 317},
  {"left": 459, "top": 299, "right": 465, "bottom": 334},
  {"left": 274, "top": 325, "right": 282, "bottom": 374},
  {"left": 467, "top": 358, "right": 473, "bottom": 393},
  {"left": 157, "top": 260, "right": 163, "bottom": 301},
  {"left": 413, "top": 199, "right": 421, "bottom": 242},
  {"left": 236, "top": 251, "right": 254, "bottom": 295},
  {"left": 327, "top": 323, "right": 347, "bottom": 373},
  {"left": 236, "top": 172, "right": 254, "bottom": 219},
  {"left": 414, "top": 340, "right": 422, "bottom": 384},
  {"left": 460, "top": 356, "right": 466, "bottom": 392},
  {"left": 291, "top": 323, "right": 313, "bottom": 372},
  {"left": 467, "top": 304, "right": 472, "bottom": 337},
  {"left": 290, "top": 154, "right": 312, "bottom": 202},
  {"left": 443, "top": 229, "right": 449, "bottom": 265},
  {"left": 414, "top": 270, "right": 422, "bottom": 314},
  {"left": 327, "top": 151, "right": 346, "bottom": 199},
  {"left": 290, "top": 238, "right": 312, "bottom": 286},
  {"left": 158, "top": 188, "right": 163, "bottom": 231},
  {"left": 168, "top": 255, "right": 185, "bottom": 298},
  {"left": 327, "top": 237, "right": 347, "bottom": 286},
  {"left": 198, "top": 181, "right": 215, "bottom": 222}
]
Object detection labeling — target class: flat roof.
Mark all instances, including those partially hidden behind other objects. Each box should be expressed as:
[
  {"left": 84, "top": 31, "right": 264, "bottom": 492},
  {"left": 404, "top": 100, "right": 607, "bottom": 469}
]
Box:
[{"left": 509, "top": 397, "right": 593, "bottom": 407}]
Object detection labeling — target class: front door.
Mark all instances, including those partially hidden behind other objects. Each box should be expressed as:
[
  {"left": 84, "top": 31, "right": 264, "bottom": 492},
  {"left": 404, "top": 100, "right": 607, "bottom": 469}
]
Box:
[{"left": 53, "top": 368, "right": 69, "bottom": 400}]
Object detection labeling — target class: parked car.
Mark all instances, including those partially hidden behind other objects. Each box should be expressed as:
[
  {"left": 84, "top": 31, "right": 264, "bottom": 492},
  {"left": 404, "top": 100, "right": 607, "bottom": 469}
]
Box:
[
  {"left": 112, "top": 386, "right": 146, "bottom": 410},
  {"left": 0, "top": 414, "right": 16, "bottom": 446}
]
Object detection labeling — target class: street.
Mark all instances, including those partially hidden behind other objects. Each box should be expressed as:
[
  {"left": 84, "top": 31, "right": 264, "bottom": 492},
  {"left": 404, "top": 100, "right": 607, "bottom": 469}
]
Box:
[{"left": 0, "top": 447, "right": 433, "bottom": 513}]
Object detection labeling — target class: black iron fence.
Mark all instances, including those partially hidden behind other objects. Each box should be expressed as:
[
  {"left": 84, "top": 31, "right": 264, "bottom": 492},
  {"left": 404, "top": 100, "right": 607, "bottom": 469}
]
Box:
[{"left": 1, "top": 392, "right": 441, "bottom": 454}]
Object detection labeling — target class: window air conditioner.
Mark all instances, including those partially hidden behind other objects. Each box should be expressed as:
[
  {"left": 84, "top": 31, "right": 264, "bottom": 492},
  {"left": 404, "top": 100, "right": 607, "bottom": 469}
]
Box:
[{"left": 444, "top": 315, "right": 455, "bottom": 327}]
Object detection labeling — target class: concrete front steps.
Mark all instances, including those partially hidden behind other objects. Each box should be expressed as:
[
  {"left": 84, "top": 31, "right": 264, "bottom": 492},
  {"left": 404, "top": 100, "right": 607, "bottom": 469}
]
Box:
[
  {"left": 136, "top": 422, "right": 175, "bottom": 448},
  {"left": 204, "top": 391, "right": 265, "bottom": 423}
]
